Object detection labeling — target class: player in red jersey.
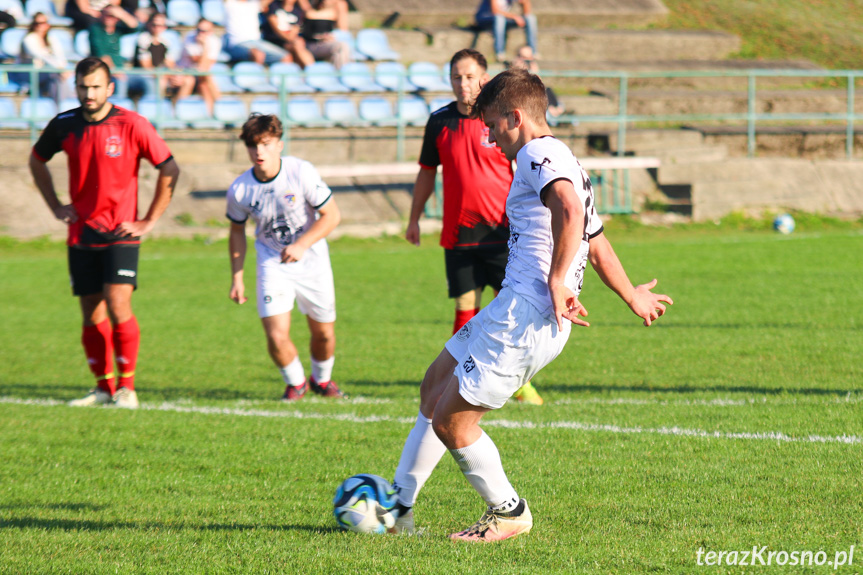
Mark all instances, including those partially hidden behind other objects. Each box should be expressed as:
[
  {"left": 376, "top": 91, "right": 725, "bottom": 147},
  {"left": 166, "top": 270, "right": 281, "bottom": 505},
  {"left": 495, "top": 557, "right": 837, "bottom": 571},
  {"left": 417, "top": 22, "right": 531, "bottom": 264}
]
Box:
[
  {"left": 405, "top": 48, "right": 542, "bottom": 404},
  {"left": 29, "top": 57, "right": 180, "bottom": 409}
]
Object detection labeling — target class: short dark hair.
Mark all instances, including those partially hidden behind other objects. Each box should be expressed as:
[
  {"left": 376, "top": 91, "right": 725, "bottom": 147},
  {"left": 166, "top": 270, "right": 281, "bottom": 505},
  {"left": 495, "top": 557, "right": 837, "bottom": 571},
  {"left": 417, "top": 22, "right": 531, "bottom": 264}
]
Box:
[
  {"left": 472, "top": 68, "right": 548, "bottom": 126},
  {"left": 75, "top": 57, "right": 112, "bottom": 80},
  {"left": 240, "top": 113, "right": 283, "bottom": 146},
  {"left": 449, "top": 48, "right": 488, "bottom": 72}
]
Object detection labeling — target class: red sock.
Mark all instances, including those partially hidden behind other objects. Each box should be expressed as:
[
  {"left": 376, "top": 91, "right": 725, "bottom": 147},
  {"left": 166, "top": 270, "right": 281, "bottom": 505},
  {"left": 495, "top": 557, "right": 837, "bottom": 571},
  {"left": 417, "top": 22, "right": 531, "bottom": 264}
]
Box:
[
  {"left": 113, "top": 316, "right": 140, "bottom": 390},
  {"left": 82, "top": 320, "right": 115, "bottom": 395},
  {"left": 453, "top": 308, "right": 480, "bottom": 335}
]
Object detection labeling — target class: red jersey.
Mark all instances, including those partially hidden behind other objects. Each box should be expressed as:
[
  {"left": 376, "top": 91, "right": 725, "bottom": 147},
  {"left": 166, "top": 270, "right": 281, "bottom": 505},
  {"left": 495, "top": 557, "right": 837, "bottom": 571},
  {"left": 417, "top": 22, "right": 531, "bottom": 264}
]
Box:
[
  {"left": 418, "top": 102, "right": 511, "bottom": 250},
  {"left": 32, "top": 105, "right": 173, "bottom": 248}
]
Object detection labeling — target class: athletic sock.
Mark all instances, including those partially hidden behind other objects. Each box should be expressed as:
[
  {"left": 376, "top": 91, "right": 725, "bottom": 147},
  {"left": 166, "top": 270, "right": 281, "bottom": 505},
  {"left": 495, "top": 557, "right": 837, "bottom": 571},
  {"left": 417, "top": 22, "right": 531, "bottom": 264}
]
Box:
[
  {"left": 82, "top": 320, "right": 115, "bottom": 395},
  {"left": 393, "top": 412, "right": 447, "bottom": 506},
  {"left": 113, "top": 316, "right": 140, "bottom": 391},
  {"left": 450, "top": 430, "right": 519, "bottom": 509},
  {"left": 310, "top": 356, "right": 335, "bottom": 383},
  {"left": 279, "top": 356, "right": 305, "bottom": 387},
  {"left": 453, "top": 307, "right": 480, "bottom": 334}
]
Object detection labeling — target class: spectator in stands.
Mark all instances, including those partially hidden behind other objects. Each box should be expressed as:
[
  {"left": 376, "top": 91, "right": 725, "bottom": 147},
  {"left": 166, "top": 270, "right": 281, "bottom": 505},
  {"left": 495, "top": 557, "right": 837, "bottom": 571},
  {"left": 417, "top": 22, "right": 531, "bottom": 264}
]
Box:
[
  {"left": 17, "top": 13, "right": 75, "bottom": 103},
  {"left": 262, "top": 0, "right": 314, "bottom": 68},
  {"left": 89, "top": 5, "right": 140, "bottom": 97},
  {"left": 509, "top": 45, "right": 563, "bottom": 121},
  {"left": 474, "top": 0, "right": 538, "bottom": 62},
  {"left": 223, "top": 0, "right": 291, "bottom": 65},
  {"left": 175, "top": 18, "right": 221, "bottom": 115},
  {"left": 66, "top": 0, "right": 109, "bottom": 32},
  {"left": 300, "top": 0, "right": 350, "bottom": 68},
  {"left": 130, "top": 11, "right": 181, "bottom": 97}
]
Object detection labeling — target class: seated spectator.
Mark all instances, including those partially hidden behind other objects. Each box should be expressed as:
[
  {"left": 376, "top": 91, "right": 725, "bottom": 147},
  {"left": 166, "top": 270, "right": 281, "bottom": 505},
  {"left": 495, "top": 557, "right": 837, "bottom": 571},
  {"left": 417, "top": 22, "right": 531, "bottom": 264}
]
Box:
[
  {"left": 223, "top": 0, "right": 290, "bottom": 65},
  {"left": 175, "top": 18, "right": 221, "bottom": 115},
  {"left": 89, "top": 5, "right": 140, "bottom": 96},
  {"left": 66, "top": 0, "right": 111, "bottom": 32},
  {"left": 16, "top": 13, "right": 75, "bottom": 102},
  {"left": 262, "top": 0, "right": 314, "bottom": 68},
  {"left": 474, "top": 0, "right": 538, "bottom": 62},
  {"left": 130, "top": 11, "right": 181, "bottom": 97},
  {"left": 300, "top": 0, "right": 349, "bottom": 68},
  {"left": 509, "top": 45, "right": 564, "bottom": 121}
]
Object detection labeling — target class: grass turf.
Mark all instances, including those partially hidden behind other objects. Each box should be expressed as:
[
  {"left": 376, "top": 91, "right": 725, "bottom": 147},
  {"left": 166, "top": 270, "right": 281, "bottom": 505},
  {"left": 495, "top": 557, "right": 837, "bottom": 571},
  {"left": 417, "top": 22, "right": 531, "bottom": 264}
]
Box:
[{"left": 1, "top": 222, "right": 861, "bottom": 574}]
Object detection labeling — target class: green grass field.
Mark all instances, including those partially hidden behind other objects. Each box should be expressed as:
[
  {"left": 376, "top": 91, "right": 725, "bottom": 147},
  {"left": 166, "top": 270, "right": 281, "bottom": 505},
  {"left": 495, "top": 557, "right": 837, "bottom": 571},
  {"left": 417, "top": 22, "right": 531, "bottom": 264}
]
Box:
[{"left": 1, "top": 221, "right": 862, "bottom": 574}]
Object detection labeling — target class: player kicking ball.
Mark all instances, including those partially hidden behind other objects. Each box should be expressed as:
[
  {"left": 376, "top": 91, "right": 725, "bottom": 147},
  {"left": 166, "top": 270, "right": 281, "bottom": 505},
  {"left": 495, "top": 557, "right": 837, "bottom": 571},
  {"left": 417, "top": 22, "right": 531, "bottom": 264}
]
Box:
[
  {"left": 387, "top": 69, "right": 673, "bottom": 541},
  {"left": 227, "top": 113, "right": 344, "bottom": 401}
]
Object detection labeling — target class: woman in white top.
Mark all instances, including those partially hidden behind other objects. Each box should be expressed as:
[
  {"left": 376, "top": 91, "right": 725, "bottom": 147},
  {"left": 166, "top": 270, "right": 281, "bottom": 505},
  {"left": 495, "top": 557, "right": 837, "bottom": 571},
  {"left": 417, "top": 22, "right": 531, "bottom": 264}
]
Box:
[{"left": 17, "top": 13, "right": 74, "bottom": 102}]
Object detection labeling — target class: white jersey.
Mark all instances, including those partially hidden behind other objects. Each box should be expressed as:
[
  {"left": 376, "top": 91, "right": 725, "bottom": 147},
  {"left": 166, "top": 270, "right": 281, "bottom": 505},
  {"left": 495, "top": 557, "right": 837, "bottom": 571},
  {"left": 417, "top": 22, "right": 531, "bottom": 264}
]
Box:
[
  {"left": 226, "top": 156, "right": 333, "bottom": 270},
  {"left": 503, "top": 136, "right": 603, "bottom": 318}
]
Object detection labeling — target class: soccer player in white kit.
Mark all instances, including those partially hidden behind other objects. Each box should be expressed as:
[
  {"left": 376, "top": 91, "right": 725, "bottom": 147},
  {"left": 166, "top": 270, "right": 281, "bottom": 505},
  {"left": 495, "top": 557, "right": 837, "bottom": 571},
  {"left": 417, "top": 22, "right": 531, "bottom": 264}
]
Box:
[
  {"left": 387, "top": 69, "right": 674, "bottom": 541},
  {"left": 227, "top": 113, "right": 344, "bottom": 401}
]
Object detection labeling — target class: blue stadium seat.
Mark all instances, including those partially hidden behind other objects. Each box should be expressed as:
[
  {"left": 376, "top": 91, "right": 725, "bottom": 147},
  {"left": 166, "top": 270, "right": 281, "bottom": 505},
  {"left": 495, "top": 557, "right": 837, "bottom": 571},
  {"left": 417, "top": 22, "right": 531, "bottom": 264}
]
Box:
[
  {"left": 374, "top": 61, "right": 417, "bottom": 93},
  {"left": 268, "top": 62, "right": 314, "bottom": 93},
  {"left": 304, "top": 61, "right": 350, "bottom": 93},
  {"left": 20, "top": 97, "right": 57, "bottom": 128},
  {"left": 0, "top": 79, "right": 19, "bottom": 93},
  {"left": 0, "top": 96, "right": 27, "bottom": 128},
  {"left": 26, "top": 0, "right": 73, "bottom": 26},
  {"left": 210, "top": 62, "right": 243, "bottom": 94},
  {"left": 137, "top": 97, "right": 184, "bottom": 129},
  {"left": 175, "top": 95, "right": 221, "bottom": 128},
  {"left": 286, "top": 97, "right": 330, "bottom": 126},
  {"left": 338, "top": 62, "right": 383, "bottom": 92},
  {"left": 74, "top": 30, "right": 90, "bottom": 58},
  {"left": 332, "top": 29, "right": 365, "bottom": 61},
  {"left": 0, "top": 0, "right": 29, "bottom": 25},
  {"left": 249, "top": 97, "right": 280, "bottom": 116},
  {"left": 408, "top": 61, "right": 451, "bottom": 92},
  {"left": 47, "top": 29, "right": 77, "bottom": 62},
  {"left": 323, "top": 97, "right": 360, "bottom": 125},
  {"left": 1, "top": 28, "right": 26, "bottom": 59},
  {"left": 59, "top": 97, "right": 79, "bottom": 112},
  {"left": 119, "top": 33, "right": 138, "bottom": 62},
  {"left": 213, "top": 97, "right": 248, "bottom": 127},
  {"left": 358, "top": 96, "right": 393, "bottom": 125},
  {"left": 231, "top": 62, "right": 277, "bottom": 93},
  {"left": 355, "top": 29, "right": 399, "bottom": 61},
  {"left": 397, "top": 96, "right": 430, "bottom": 126},
  {"left": 429, "top": 97, "right": 454, "bottom": 113},
  {"left": 167, "top": 0, "right": 201, "bottom": 27},
  {"left": 201, "top": 0, "right": 226, "bottom": 25}
]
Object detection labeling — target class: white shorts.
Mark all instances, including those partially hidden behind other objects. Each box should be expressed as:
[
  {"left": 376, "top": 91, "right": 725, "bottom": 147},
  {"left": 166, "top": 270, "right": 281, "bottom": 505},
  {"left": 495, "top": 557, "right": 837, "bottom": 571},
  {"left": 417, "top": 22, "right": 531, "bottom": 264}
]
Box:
[
  {"left": 256, "top": 256, "right": 336, "bottom": 322},
  {"left": 444, "top": 287, "right": 571, "bottom": 410}
]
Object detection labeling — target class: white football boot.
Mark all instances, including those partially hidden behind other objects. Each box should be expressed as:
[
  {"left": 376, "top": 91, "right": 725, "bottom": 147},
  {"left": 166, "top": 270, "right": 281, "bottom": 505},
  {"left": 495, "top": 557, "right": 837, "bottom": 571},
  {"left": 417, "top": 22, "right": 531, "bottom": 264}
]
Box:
[
  {"left": 68, "top": 388, "right": 113, "bottom": 407},
  {"left": 112, "top": 387, "right": 139, "bottom": 409}
]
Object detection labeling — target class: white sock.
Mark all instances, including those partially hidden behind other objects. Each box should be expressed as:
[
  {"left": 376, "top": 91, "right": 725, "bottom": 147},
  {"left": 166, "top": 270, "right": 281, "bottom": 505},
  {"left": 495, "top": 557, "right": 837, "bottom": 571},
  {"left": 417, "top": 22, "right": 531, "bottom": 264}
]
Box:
[
  {"left": 393, "top": 412, "right": 447, "bottom": 507},
  {"left": 279, "top": 356, "right": 305, "bottom": 387},
  {"left": 450, "top": 430, "right": 519, "bottom": 509},
  {"left": 311, "top": 356, "right": 335, "bottom": 383}
]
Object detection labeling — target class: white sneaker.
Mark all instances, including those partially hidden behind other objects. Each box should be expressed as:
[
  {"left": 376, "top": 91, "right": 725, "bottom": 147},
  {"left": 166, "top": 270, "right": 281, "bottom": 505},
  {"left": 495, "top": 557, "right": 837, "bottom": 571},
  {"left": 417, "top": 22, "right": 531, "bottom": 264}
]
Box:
[
  {"left": 69, "top": 388, "right": 113, "bottom": 407},
  {"left": 112, "top": 387, "right": 139, "bottom": 409},
  {"left": 387, "top": 508, "right": 415, "bottom": 535}
]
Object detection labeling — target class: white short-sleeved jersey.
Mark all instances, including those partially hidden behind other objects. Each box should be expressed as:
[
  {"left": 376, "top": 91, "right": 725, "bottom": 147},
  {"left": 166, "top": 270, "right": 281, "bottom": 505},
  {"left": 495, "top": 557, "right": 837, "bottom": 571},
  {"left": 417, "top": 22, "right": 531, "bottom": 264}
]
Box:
[
  {"left": 502, "top": 136, "right": 603, "bottom": 318},
  {"left": 226, "top": 156, "right": 333, "bottom": 269}
]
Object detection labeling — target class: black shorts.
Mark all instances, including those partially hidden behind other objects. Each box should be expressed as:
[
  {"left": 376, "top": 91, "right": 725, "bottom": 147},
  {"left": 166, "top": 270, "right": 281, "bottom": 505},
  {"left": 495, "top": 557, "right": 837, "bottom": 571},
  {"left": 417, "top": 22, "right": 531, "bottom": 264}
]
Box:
[
  {"left": 444, "top": 245, "right": 508, "bottom": 298},
  {"left": 68, "top": 244, "right": 139, "bottom": 297}
]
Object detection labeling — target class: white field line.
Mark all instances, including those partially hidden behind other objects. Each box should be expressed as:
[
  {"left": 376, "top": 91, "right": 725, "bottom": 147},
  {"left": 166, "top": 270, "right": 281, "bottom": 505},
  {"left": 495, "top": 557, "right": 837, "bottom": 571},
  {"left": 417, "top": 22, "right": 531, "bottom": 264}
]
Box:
[{"left": 1, "top": 396, "right": 860, "bottom": 446}]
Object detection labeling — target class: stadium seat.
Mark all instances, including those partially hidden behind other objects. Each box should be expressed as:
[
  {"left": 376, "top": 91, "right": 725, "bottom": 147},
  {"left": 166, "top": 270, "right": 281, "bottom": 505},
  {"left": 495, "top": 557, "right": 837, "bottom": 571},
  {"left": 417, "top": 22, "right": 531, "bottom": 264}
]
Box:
[
  {"left": 429, "top": 97, "right": 453, "bottom": 113},
  {"left": 74, "top": 30, "right": 90, "bottom": 58},
  {"left": 332, "top": 29, "right": 365, "bottom": 61},
  {"left": 304, "top": 61, "right": 349, "bottom": 93},
  {"left": 47, "top": 29, "right": 77, "bottom": 62},
  {"left": 20, "top": 96, "right": 57, "bottom": 128},
  {"left": 0, "top": 79, "right": 19, "bottom": 93},
  {"left": 338, "top": 62, "right": 383, "bottom": 92},
  {"left": 0, "top": 0, "right": 29, "bottom": 25},
  {"left": 355, "top": 29, "right": 399, "bottom": 61},
  {"left": 201, "top": 0, "right": 226, "bottom": 25},
  {"left": 323, "top": 97, "right": 360, "bottom": 125},
  {"left": 0, "top": 96, "right": 27, "bottom": 128},
  {"left": 374, "top": 61, "right": 417, "bottom": 93},
  {"left": 166, "top": 0, "right": 201, "bottom": 27},
  {"left": 285, "top": 97, "right": 329, "bottom": 126},
  {"left": 120, "top": 33, "right": 139, "bottom": 62},
  {"left": 397, "top": 96, "right": 430, "bottom": 126},
  {"left": 358, "top": 96, "right": 393, "bottom": 125},
  {"left": 58, "top": 97, "right": 79, "bottom": 112},
  {"left": 25, "top": 0, "right": 73, "bottom": 26},
  {"left": 249, "top": 97, "right": 281, "bottom": 116},
  {"left": 231, "top": 62, "right": 277, "bottom": 93},
  {"left": 268, "top": 62, "right": 314, "bottom": 93},
  {"left": 175, "top": 95, "right": 221, "bottom": 128},
  {"left": 137, "top": 97, "right": 184, "bottom": 129},
  {"left": 1, "top": 28, "right": 26, "bottom": 59},
  {"left": 408, "top": 61, "right": 451, "bottom": 92},
  {"left": 161, "top": 29, "right": 183, "bottom": 60},
  {"left": 109, "top": 96, "right": 135, "bottom": 110},
  {"left": 213, "top": 97, "right": 248, "bottom": 127},
  {"left": 210, "top": 62, "right": 243, "bottom": 94}
]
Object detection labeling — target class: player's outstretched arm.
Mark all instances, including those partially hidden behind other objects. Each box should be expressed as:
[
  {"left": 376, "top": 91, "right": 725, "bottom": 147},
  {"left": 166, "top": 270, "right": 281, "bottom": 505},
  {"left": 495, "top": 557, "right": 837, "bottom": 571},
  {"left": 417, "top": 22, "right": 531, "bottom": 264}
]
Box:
[
  {"left": 545, "top": 179, "right": 589, "bottom": 330},
  {"left": 29, "top": 153, "right": 77, "bottom": 224},
  {"left": 229, "top": 222, "right": 248, "bottom": 304},
  {"left": 117, "top": 158, "right": 180, "bottom": 238},
  {"left": 405, "top": 167, "right": 436, "bottom": 246},
  {"left": 280, "top": 197, "right": 341, "bottom": 263},
  {"left": 587, "top": 232, "right": 673, "bottom": 326}
]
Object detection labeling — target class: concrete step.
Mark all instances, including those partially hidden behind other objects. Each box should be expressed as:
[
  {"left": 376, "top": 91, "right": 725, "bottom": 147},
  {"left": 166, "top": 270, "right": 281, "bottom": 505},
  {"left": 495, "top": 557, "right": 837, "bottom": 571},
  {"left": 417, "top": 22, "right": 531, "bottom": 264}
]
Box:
[
  {"left": 622, "top": 89, "right": 863, "bottom": 117},
  {"left": 637, "top": 144, "right": 729, "bottom": 164},
  {"left": 607, "top": 128, "right": 705, "bottom": 149}
]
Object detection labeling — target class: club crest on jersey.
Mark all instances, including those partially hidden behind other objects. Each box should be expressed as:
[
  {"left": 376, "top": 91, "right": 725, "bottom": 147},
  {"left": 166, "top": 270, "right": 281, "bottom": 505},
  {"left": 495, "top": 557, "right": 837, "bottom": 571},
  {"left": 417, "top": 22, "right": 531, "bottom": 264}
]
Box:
[
  {"left": 456, "top": 322, "right": 472, "bottom": 341},
  {"left": 283, "top": 192, "right": 296, "bottom": 205},
  {"left": 480, "top": 126, "right": 496, "bottom": 148},
  {"left": 105, "top": 136, "right": 123, "bottom": 158}
]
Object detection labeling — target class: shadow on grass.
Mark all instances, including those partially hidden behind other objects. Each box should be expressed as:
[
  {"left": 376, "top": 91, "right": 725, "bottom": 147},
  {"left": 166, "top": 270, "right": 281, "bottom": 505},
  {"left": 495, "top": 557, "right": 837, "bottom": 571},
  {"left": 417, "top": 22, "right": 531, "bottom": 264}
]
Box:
[
  {"left": 0, "top": 517, "right": 341, "bottom": 534},
  {"left": 0, "top": 503, "right": 108, "bottom": 512}
]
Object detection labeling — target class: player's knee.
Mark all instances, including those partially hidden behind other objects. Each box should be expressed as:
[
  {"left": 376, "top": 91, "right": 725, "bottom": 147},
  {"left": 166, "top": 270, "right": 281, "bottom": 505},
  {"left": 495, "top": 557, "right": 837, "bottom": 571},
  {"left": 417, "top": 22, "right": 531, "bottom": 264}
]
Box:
[{"left": 454, "top": 288, "right": 482, "bottom": 311}]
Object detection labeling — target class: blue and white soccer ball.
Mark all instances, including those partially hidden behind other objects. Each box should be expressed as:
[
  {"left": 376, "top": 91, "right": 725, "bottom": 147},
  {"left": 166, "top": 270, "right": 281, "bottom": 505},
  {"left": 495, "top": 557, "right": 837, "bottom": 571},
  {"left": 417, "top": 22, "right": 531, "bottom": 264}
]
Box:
[
  {"left": 773, "top": 213, "right": 795, "bottom": 234},
  {"left": 333, "top": 474, "right": 398, "bottom": 533}
]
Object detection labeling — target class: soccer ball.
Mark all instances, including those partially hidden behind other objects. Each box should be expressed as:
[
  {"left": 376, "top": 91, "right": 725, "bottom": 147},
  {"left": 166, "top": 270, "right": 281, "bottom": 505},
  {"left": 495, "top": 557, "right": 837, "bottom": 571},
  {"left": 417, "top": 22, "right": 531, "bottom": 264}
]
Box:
[
  {"left": 773, "top": 213, "right": 795, "bottom": 234},
  {"left": 333, "top": 474, "right": 398, "bottom": 534}
]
